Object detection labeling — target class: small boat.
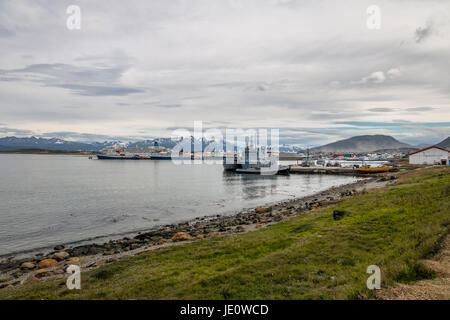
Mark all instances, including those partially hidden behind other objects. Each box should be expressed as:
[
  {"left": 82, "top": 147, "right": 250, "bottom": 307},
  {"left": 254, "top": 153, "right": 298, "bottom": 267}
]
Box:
[
  {"left": 316, "top": 159, "right": 326, "bottom": 166},
  {"left": 356, "top": 166, "right": 390, "bottom": 173}
]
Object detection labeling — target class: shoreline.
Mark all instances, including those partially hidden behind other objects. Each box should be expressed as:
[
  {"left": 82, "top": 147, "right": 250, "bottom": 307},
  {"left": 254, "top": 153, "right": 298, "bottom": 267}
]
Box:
[
  {"left": 0, "top": 176, "right": 393, "bottom": 289},
  {"left": 0, "top": 175, "right": 360, "bottom": 260}
]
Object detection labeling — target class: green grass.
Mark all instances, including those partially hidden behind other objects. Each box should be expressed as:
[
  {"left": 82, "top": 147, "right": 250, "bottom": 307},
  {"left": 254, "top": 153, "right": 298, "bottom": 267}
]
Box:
[{"left": 1, "top": 167, "right": 449, "bottom": 300}]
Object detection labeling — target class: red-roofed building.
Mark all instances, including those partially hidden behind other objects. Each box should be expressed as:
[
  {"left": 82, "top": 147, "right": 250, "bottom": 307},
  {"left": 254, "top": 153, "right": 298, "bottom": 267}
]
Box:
[{"left": 409, "top": 146, "right": 449, "bottom": 165}]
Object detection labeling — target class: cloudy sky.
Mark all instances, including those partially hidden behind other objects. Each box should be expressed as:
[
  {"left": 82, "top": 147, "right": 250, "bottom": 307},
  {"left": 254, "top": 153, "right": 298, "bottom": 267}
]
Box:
[{"left": 0, "top": 0, "right": 449, "bottom": 146}]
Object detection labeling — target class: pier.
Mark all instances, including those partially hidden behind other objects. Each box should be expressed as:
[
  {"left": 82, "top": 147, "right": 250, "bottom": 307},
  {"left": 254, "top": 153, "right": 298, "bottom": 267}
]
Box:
[{"left": 289, "top": 166, "right": 356, "bottom": 175}]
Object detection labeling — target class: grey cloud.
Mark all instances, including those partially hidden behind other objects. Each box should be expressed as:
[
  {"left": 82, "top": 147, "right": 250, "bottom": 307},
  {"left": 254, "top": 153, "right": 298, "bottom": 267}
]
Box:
[
  {"left": 142, "top": 102, "right": 182, "bottom": 108},
  {"left": 415, "top": 21, "right": 435, "bottom": 43},
  {"left": 0, "top": 126, "right": 33, "bottom": 136},
  {"left": 54, "top": 84, "right": 143, "bottom": 96},
  {"left": 405, "top": 107, "right": 436, "bottom": 112},
  {"left": 0, "top": 25, "right": 13, "bottom": 37},
  {"left": 368, "top": 107, "right": 397, "bottom": 113},
  {"left": 155, "top": 104, "right": 182, "bottom": 109},
  {"left": 0, "top": 63, "right": 143, "bottom": 96}
]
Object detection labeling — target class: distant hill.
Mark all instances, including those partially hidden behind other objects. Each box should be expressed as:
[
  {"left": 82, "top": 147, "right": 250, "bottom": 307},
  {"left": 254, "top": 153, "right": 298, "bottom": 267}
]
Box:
[
  {"left": 0, "top": 136, "right": 97, "bottom": 151},
  {"left": 437, "top": 136, "right": 450, "bottom": 149},
  {"left": 311, "top": 135, "right": 413, "bottom": 153},
  {"left": 0, "top": 136, "right": 211, "bottom": 152}
]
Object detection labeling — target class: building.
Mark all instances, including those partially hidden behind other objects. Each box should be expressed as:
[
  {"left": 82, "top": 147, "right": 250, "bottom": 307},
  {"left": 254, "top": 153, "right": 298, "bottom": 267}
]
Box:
[{"left": 409, "top": 146, "right": 449, "bottom": 165}]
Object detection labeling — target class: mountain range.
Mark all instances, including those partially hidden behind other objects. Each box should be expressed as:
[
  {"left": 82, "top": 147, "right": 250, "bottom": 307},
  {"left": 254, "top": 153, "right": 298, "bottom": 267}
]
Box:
[
  {"left": 0, "top": 136, "right": 213, "bottom": 152},
  {"left": 0, "top": 135, "right": 448, "bottom": 153},
  {"left": 0, "top": 136, "right": 173, "bottom": 152}
]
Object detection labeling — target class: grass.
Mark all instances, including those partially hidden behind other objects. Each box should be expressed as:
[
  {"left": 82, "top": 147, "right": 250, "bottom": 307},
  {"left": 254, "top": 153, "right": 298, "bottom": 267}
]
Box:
[{"left": 1, "top": 166, "right": 449, "bottom": 300}]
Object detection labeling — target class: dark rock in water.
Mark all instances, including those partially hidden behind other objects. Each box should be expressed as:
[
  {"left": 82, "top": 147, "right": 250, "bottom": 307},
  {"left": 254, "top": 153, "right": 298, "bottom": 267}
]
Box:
[
  {"left": 333, "top": 210, "right": 351, "bottom": 220},
  {"left": 54, "top": 245, "right": 65, "bottom": 251},
  {"left": 88, "top": 246, "right": 105, "bottom": 255}
]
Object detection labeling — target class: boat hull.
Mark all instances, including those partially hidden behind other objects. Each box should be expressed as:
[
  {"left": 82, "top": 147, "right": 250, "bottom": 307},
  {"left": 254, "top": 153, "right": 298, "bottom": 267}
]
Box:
[
  {"left": 97, "top": 155, "right": 141, "bottom": 160},
  {"left": 150, "top": 156, "right": 191, "bottom": 160},
  {"left": 356, "top": 166, "right": 390, "bottom": 173},
  {"left": 235, "top": 165, "right": 290, "bottom": 175}
]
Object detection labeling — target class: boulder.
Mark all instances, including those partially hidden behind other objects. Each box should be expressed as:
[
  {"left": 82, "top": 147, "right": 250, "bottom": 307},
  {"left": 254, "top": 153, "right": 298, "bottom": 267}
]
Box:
[
  {"left": 35, "top": 269, "right": 51, "bottom": 279},
  {"left": 255, "top": 207, "right": 269, "bottom": 214},
  {"left": 52, "top": 251, "right": 69, "bottom": 261},
  {"left": 172, "top": 232, "right": 192, "bottom": 242},
  {"left": 54, "top": 245, "right": 65, "bottom": 251},
  {"left": 333, "top": 210, "right": 351, "bottom": 221},
  {"left": 20, "top": 262, "right": 36, "bottom": 270},
  {"left": 37, "top": 259, "right": 58, "bottom": 269}
]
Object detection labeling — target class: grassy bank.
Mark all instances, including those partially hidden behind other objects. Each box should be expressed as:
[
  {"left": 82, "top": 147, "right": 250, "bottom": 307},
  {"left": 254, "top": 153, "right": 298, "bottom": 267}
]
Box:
[{"left": 1, "top": 166, "right": 449, "bottom": 299}]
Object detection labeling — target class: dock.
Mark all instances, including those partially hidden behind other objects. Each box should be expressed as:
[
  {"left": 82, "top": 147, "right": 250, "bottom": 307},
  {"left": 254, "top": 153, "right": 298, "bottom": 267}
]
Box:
[{"left": 289, "top": 166, "right": 356, "bottom": 175}]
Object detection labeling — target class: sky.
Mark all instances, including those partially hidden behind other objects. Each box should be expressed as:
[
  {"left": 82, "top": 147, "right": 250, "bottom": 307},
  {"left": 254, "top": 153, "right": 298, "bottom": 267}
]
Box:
[{"left": 0, "top": 0, "right": 449, "bottom": 147}]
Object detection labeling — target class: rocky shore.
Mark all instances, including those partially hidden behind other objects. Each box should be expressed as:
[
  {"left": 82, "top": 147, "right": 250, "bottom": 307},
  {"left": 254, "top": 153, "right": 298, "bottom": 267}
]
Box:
[{"left": 0, "top": 176, "right": 395, "bottom": 289}]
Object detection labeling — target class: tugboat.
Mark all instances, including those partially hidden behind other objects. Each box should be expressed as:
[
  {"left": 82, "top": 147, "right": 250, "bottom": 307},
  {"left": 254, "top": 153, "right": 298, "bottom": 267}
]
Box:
[{"left": 229, "top": 145, "right": 290, "bottom": 175}]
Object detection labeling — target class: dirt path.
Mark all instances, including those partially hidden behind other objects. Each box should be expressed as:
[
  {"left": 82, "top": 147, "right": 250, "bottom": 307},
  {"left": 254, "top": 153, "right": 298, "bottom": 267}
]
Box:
[{"left": 378, "top": 235, "right": 450, "bottom": 300}]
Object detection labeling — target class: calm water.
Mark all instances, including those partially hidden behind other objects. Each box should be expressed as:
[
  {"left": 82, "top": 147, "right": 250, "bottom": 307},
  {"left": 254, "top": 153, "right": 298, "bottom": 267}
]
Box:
[{"left": 0, "top": 154, "right": 358, "bottom": 256}]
